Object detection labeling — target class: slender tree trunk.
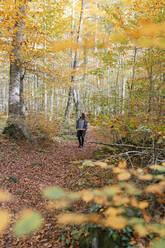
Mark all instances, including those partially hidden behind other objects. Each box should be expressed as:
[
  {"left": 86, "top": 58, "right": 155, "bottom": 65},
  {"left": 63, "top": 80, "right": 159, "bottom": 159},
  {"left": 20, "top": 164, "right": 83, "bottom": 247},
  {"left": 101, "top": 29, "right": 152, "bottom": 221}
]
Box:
[
  {"left": 65, "top": 86, "right": 74, "bottom": 119},
  {"left": 50, "top": 85, "right": 55, "bottom": 121},
  {"left": 44, "top": 82, "right": 48, "bottom": 120},
  {"left": 127, "top": 47, "right": 137, "bottom": 116},
  {"left": 147, "top": 66, "right": 154, "bottom": 120},
  {"left": 158, "top": 73, "right": 165, "bottom": 117},
  {"left": 114, "top": 55, "right": 120, "bottom": 114},
  {"left": 64, "top": 0, "right": 85, "bottom": 120},
  {"left": 121, "top": 76, "right": 126, "bottom": 114}
]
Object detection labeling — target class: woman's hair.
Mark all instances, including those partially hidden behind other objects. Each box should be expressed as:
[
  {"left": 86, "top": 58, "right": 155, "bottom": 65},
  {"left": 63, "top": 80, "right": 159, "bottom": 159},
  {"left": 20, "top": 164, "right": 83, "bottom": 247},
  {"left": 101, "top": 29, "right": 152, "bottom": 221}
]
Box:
[{"left": 81, "top": 112, "right": 86, "bottom": 119}]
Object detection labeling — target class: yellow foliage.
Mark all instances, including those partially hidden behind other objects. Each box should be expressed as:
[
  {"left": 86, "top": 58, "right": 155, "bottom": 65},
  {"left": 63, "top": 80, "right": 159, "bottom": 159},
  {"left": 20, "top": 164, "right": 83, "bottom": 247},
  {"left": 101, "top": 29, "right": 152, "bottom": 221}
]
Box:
[
  {"left": 139, "top": 201, "right": 149, "bottom": 210},
  {"left": 103, "top": 185, "right": 121, "bottom": 196},
  {"left": 118, "top": 171, "right": 131, "bottom": 181},
  {"left": 104, "top": 216, "right": 127, "bottom": 230},
  {"left": 130, "top": 198, "right": 139, "bottom": 208},
  {"left": 94, "top": 195, "right": 108, "bottom": 205},
  {"left": 113, "top": 195, "right": 130, "bottom": 206},
  {"left": 112, "top": 167, "right": 124, "bottom": 174},
  {"left": 47, "top": 200, "right": 71, "bottom": 210},
  {"left": 57, "top": 213, "right": 88, "bottom": 225},
  {"left": 104, "top": 207, "right": 124, "bottom": 217},
  {"left": 88, "top": 214, "right": 102, "bottom": 224},
  {"left": 139, "top": 22, "right": 165, "bottom": 38},
  {"left": 0, "top": 210, "right": 10, "bottom": 234},
  {"left": 118, "top": 160, "right": 127, "bottom": 169},
  {"left": 80, "top": 190, "right": 94, "bottom": 203},
  {"left": 145, "top": 181, "right": 165, "bottom": 194},
  {"left": 94, "top": 161, "right": 108, "bottom": 168},
  {"left": 26, "top": 113, "right": 61, "bottom": 139},
  {"left": 138, "top": 174, "right": 153, "bottom": 180},
  {"left": 0, "top": 190, "right": 11, "bottom": 202},
  {"left": 134, "top": 224, "right": 148, "bottom": 237}
]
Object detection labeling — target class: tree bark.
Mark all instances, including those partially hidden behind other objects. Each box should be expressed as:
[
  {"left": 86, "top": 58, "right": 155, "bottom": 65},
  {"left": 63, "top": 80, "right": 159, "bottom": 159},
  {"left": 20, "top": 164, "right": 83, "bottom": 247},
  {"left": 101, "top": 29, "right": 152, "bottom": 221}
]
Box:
[
  {"left": 64, "top": 0, "right": 85, "bottom": 120},
  {"left": 127, "top": 47, "right": 137, "bottom": 116},
  {"left": 147, "top": 66, "right": 154, "bottom": 120},
  {"left": 3, "top": 1, "right": 28, "bottom": 139}
]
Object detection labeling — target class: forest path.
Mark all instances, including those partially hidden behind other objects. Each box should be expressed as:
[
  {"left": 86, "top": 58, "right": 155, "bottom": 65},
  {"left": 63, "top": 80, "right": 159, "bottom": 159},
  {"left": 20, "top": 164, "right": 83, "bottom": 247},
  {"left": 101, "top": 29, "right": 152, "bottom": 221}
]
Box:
[{"left": 0, "top": 129, "right": 98, "bottom": 247}]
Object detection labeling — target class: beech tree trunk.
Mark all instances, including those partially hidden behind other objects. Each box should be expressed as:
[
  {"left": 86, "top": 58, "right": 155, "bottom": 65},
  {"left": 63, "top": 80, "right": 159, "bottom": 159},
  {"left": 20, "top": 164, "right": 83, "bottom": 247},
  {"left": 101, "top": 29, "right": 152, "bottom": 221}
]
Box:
[
  {"left": 8, "top": 3, "right": 25, "bottom": 118},
  {"left": 3, "top": 1, "right": 28, "bottom": 139}
]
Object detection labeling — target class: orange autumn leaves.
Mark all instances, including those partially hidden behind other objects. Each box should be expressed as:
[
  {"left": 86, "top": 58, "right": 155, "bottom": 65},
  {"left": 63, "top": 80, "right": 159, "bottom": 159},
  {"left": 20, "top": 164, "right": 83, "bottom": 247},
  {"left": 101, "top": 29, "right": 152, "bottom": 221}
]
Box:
[
  {"left": 43, "top": 159, "right": 165, "bottom": 241},
  {"left": 113, "top": 159, "right": 131, "bottom": 181},
  {"left": 0, "top": 158, "right": 164, "bottom": 243}
]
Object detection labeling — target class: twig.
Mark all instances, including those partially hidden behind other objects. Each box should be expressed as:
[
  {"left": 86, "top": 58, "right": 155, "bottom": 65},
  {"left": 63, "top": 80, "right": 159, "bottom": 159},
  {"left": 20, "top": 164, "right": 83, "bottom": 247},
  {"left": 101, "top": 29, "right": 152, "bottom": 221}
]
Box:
[
  {"left": 87, "top": 141, "right": 165, "bottom": 152},
  {"left": 69, "top": 167, "right": 91, "bottom": 189},
  {"left": 109, "top": 151, "right": 148, "bottom": 158},
  {"left": 126, "top": 152, "right": 134, "bottom": 168}
]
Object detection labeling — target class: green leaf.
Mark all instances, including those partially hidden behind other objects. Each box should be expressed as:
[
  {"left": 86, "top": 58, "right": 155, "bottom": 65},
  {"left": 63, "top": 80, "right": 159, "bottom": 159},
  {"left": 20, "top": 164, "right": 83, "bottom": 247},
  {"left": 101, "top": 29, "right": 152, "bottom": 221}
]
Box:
[
  {"left": 112, "top": 232, "right": 118, "bottom": 241},
  {"left": 43, "top": 187, "right": 66, "bottom": 200},
  {"left": 14, "top": 210, "right": 43, "bottom": 237},
  {"left": 150, "top": 165, "right": 165, "bottom": 173},
  {"left": 71, "top": 229, "right": 79, "bottom": 235},
  {"left": 128, "top": 218, "right": 145, "bottom": 225},
  {"left": 152, "top": 239, "right": 165, "bottom": 248},
  {"left": 157, "top": 138, "right": 163, "bottom": 144},
  {"left": 82, "top": 160, "right": 95, "bottom": 167}
]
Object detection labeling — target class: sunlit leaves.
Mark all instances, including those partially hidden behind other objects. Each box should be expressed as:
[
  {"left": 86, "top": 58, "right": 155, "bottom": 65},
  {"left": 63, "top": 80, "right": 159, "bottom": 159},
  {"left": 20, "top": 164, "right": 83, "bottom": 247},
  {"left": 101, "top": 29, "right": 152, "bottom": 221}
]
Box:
[
  {"left": 145, "top": 181, "right": 165, "bottom": 194},
  {"left": 80, "top": 190, "right": 95, "bottom": 202},
  {"left": 0, "top": 210, "right": 10, "bottom": 234},
  {"left": 134, "top": 224, "right": 148, "bottom": 237},
  {"left": 0, "top": 190, "right": 11, "bottom": 234},
  {"left": 150, "top": 165, "right": 165, "bottom": 173},
  {"left": 0, "top": 190, "right": 11, "bottom": 202},
  {"left": 103, "top": 185, "right": 121, "bottom": 197},
  {"left": 94, "top": 161, "right": 108, "bottom": 168},
  {"left": 138, "top": 201, "right": 149, "bottom": 210},
  {"left": 43, "top": 186, "right": 66, "bottom": 200},
  {"left": 48, "top": 199, "right": 71, "bottom": 210},
  {"left": 104, "top": 207, "right": 124, "bottom": 217},
  {"left": 57, "top": 213, "right": 88, "bottom": 225},
  {"left": 137, "top": 174, "right": 153, "bottom": 181},
  {"left": 113, "top": 195, "right": 129, "bottom": 206},
  {"left": 44, "top": 187, "right": 80, "bottom": 209},
  {"left": 14, "top": 209, "right": 43, "bottom": 237},
  {"left": 104, "top": 216, "right": 127, "bottom": 230},
  {"left": 152, "top": 238, "right": 165, "bottom": 248},
  {"left": 103, "top": 0, "right": 165, "bottom": 49},
  {"left": 118, "top": 160, "right": 127, "bottom": 169},
  {"left": 118, "top": 171, "right": 131, "bottom": 181},
  {"left": 40, "top": 157, "right": 165, "bottom": 248}
]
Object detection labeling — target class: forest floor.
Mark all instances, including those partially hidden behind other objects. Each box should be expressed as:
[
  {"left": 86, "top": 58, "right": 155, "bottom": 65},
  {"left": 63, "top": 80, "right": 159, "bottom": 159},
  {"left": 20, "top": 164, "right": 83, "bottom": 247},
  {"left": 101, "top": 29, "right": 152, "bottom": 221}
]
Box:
[
  {"left": 0, "top": 128, "right": 99, "bottom": 248},
  {"left": 0, "top": 125, "right": 164, "bottom": 248}
]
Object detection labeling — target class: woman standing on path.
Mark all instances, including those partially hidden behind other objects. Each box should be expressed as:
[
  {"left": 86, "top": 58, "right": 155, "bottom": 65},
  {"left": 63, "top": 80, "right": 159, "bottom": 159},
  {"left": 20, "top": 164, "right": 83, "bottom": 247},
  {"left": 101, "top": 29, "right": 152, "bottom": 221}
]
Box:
[{"left": 76, "top": 113, "right": 88, "bottom": 148}]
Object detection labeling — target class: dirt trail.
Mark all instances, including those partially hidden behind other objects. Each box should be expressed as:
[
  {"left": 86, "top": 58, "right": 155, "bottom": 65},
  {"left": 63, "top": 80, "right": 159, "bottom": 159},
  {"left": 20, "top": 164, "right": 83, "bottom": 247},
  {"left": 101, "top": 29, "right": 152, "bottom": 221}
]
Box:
[{"left": 0, "top": 131, "right": 98, "bottom": 247}]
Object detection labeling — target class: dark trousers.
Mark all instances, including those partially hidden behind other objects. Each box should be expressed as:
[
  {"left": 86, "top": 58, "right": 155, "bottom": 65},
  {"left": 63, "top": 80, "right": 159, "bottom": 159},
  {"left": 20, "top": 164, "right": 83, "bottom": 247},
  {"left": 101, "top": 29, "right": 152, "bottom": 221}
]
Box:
[{"left": 77, "top": 130, "right": 85, "bottom": 147}]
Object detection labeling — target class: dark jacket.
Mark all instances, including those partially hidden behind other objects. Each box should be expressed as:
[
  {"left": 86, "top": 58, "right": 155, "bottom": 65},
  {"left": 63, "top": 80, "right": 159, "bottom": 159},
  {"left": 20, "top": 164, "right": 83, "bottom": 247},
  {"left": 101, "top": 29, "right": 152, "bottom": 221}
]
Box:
[
  {"left": 76, "top": 118, "right": 88, "bottom": 130},
  {"left": 76, "top": 118, "right": 88, "bottom": 137}
]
